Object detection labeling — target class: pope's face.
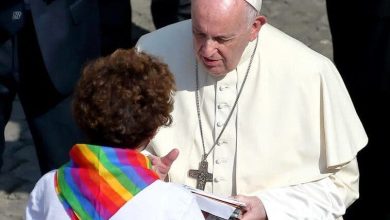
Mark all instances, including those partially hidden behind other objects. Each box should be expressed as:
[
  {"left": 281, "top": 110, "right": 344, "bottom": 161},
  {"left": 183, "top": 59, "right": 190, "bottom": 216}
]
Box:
[{"left": 192, "top": 0, "right": 258, "bottom": 76}]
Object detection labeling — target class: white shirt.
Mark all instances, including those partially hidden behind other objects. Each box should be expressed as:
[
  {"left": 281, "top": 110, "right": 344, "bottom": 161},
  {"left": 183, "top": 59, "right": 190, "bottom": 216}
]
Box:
[{"left": 26, "top": 170, "right": 205, "bottom": 220}]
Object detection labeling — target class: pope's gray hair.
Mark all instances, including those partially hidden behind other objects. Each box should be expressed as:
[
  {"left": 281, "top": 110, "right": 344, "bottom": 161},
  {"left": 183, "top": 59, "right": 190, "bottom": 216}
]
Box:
[{"left": 244, "top": 1, "right": 260, "bottom": 27}]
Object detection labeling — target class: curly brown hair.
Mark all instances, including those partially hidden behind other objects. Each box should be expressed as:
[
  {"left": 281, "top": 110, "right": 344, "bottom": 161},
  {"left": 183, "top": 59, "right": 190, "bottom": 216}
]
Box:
[{"left": 72, "top": 48, "right": 175, "bottom": 149}]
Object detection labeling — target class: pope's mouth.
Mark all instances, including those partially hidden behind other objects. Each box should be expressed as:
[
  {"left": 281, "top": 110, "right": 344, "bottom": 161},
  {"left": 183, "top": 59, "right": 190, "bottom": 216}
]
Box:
[{"left": 202, "top": 57, "right": 220, "bottom": 67}]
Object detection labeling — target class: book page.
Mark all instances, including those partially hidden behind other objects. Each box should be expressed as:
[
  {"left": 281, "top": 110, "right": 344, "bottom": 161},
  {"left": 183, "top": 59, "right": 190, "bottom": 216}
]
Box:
[{"left": 181, "top": 185, "right": 246, "bottom": 219}]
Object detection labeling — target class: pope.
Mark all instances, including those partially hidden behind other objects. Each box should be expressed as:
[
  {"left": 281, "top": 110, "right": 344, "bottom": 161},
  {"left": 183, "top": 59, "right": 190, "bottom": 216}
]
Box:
[{"left": 137, "top": 0, "right": 368, "bottom": 219}]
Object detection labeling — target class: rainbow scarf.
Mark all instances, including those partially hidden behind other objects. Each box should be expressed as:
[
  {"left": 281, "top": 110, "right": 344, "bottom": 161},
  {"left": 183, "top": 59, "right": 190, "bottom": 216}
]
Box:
[{"left": 55, "top": 144, "right": 159, "bottom": 220}]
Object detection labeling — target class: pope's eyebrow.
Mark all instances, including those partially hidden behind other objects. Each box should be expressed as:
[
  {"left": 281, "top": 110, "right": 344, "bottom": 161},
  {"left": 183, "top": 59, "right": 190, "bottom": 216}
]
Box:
[
  {"left": 215, "top": 34, "right": 235, "bottom": 40},
  {"left": 192, "top": 27, "right": 235, "bottom": 39}
]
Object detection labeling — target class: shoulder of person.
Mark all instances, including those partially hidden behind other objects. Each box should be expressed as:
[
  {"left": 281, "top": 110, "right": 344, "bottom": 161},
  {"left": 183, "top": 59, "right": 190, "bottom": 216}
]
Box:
[
  {"left": 151, "top": 182, "right": 204, "bottom": 220},
  {"left": 259, "top": 23, "right": 334, "bottom": 74},
  {"left": 31, "top": 170, "right": 57, "bottom": 193},
  {"left": 136, "top": 20, "right": 192, "bottom": 52},
  {"left": 153, "top": 181, "right": 195, "bottom": 200},
  {"left": 114, "top": 180, "right": 202, "bottom": 220},
  {"left": 27, "top": 170, "right": 58, "bottom": 211},
  {"left": 260, "top": 24, "right": 324, "bottom": 59}
]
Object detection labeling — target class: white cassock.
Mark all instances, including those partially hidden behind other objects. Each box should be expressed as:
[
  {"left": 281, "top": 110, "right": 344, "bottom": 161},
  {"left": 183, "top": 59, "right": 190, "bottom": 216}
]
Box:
[
  {"left": 25, "top": 170, "right": 205, "bottom": 220},
  {"left": 136, "top": 20, "right": 367, "bottom": 219}
]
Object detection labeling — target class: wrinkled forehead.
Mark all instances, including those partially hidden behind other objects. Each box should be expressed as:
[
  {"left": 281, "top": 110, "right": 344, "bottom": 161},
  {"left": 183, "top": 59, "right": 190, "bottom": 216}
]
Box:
[{"left": 191, "top": 0, "right": 248, "bottom": 35}]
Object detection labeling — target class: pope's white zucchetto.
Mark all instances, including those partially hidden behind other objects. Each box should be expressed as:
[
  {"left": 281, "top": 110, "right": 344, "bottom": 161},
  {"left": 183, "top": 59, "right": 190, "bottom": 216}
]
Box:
[{"left": 244, "top": 0, "right": 262, "bottom": 12}]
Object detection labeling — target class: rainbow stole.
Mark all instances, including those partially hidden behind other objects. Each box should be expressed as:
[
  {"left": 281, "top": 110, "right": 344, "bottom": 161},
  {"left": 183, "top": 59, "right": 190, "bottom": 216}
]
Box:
[{"left": 55, "top": 144, "right": 159, "bottom": 220}]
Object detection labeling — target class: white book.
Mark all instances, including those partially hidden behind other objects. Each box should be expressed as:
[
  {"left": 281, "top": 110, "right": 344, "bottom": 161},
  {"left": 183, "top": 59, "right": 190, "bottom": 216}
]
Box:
[{"left": 181, "top": 185, "right": 246, "bottom": 220}]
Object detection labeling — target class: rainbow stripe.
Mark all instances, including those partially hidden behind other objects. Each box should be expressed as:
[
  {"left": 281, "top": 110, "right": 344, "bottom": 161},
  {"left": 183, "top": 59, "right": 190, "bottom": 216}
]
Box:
[{"left": 55, "top": 144, "right": 159, "bottom": 220}]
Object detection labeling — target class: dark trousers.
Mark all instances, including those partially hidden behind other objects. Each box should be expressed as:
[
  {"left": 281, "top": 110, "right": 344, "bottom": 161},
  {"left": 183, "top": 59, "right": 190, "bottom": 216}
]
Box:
[
  {"left": 327, "top": 1, "right": 390, "bottom": 219},
  {"left": 151, "top": 0, "right": 191, "bottom": 29},
  {"left": 0, "top": 12, "right": 85, "bottom": 174}
]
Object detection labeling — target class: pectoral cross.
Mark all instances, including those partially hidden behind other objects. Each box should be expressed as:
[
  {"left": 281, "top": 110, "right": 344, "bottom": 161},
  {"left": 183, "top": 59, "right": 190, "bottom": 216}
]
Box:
[{"left": 188, "top": 158, "right": 213, "bottom": 190}]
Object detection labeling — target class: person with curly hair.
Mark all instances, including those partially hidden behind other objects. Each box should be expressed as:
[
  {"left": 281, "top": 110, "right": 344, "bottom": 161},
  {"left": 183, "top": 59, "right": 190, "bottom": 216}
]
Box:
[{"left": 25, "top": 49, "right": 204, "bottom": 220}]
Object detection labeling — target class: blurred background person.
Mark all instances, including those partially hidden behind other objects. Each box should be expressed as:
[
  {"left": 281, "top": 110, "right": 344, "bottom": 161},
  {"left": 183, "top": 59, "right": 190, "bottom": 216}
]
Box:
[
  {"left": 326, "top": 1, "right": 390, "bottom": 219},
  {"left": 151, "top": 0, "right": 191, "bottom": 29},
  {"left": 0, "top": 0, "right": 132, "bottom": 174}
]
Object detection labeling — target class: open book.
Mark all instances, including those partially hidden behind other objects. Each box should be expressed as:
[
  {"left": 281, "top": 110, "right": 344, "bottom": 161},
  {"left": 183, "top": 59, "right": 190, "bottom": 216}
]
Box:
[{"left": 182, "top": 185, "right": 246, "bottom": 220}]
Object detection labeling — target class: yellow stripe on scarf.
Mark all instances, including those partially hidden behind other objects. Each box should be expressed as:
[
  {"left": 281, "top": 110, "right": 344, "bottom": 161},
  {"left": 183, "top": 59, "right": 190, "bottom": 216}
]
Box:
[{"left": 79, "top": 144, "right": 134, "bottom": 201}]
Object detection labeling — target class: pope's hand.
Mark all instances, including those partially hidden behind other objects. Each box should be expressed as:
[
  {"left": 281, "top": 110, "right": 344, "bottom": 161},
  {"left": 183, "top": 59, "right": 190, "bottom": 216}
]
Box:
[
  {"left": 149, "top": 148, "right": 179, "bottom": 181},
  {"left": 234, "top": 195, "right": 267, "bottom": 220}
]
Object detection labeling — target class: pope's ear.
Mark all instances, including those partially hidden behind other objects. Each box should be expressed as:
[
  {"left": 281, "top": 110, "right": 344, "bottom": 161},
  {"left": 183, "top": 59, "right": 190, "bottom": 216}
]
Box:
[{"left": 249, "top": 15, "right": 266, "bottom": 41}]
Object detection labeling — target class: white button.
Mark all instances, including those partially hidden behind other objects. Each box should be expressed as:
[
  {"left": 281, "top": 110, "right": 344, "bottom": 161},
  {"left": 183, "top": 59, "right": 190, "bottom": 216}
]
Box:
[
  {"left": 217, "top": 103, "right": 229, "bottom": 109},
  {"left": 219, "top": 85, "right": 228, "bottom": 91},
  {"left": 215, "top": 158, "right": 226, "bottom": 164},
  {"left": 217, "top": 122, "right": 224, "bottom": 127},
  {"left": 214, "top": 177, "right": 225, "bottom": 182}
]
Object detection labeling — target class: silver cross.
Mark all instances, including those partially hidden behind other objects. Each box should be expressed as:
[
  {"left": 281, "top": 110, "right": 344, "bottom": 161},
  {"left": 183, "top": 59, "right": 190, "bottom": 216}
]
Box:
[{"left": 188, "top": 159, "right": 213, "bottom": 190}]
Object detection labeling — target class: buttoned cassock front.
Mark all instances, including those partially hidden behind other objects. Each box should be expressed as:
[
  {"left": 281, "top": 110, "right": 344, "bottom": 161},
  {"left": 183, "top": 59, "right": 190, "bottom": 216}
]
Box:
[{"left": 137, "top": 20, "right": 367, "bottom": 219}]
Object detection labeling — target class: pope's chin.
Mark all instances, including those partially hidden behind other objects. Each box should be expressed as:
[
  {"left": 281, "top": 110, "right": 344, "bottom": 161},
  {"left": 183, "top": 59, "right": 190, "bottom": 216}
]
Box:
[{"left": 201, "top": 61, "right": 228, "bottom": 77}]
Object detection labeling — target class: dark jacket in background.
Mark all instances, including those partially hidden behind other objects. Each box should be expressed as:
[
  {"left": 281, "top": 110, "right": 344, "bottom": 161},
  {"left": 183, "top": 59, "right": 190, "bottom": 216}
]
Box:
[
  {"left": 326, "top": 1, "right": 390, "bottom": 220},
  {"left": 0, "top": 0, "right": 132, "bottom": 173}
]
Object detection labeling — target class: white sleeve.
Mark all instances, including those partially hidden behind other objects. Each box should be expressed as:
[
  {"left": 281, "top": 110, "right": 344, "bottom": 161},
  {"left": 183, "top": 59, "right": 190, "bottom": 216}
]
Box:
[
  {"left": 25, "top": 171, "right": 69, "bottom": 220},
  {"left": 25, "top": 174, "right": 48, "bottom": 220},
  {"left": 257, "top": 177, "right": 346, "bottom": 220}
]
